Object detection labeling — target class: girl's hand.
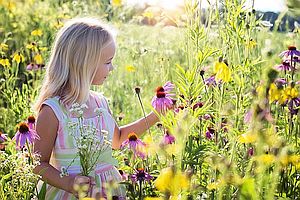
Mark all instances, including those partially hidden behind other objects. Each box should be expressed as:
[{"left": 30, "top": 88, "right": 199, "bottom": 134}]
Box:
[{"left": 68, "top": 174, "right": 96, "bottom": 198}]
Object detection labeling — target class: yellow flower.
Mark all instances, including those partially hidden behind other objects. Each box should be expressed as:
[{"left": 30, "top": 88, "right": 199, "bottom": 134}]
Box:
[
  {"left": 12, "top": 53, "right": 25, "bottom": 64},
  {"left": 282, "top": 86, "right": 299, "bottom": 100},
  {"left": 246, "top": 39, "right": 257, "bottom": 49},
  {"left": 256, "top": 154, "right": 275, "bottom": 165},
  {"left": 112, "top": 0, "right": 122, "bottom": 7},
  {"left": 289, "top": 155, "right": 300, "bottom": 165},
  {"left": 144, "top": 198, "right": 163, "bottom": 200},
  {"left": 238, "top": 132, "right": 257, "bottom": 144},
  {"left": 34, "top": 54, "right": 43, "bottom": 64},
  {"left": 268, "top": 83, "right": 281, "bottom": 103},
  {"left": 31, "top": 29, "right": 43, "bottom": 36},
  {"left": 207, "top": 182, "right": 220, "bottom": 190},
  {"left": 39, "top": 47, "right": 48, "bottom": 52},
  {"left": 214, "top": 61, "right": 231, "bottom": 83},
  {"left": 155, "top": 167, "right": 190, "bottom": 195},
  {"left": 26, "top": 43, "right": 38, "bottom": 52},
  {"left": 0, "top": 58, "right": 10, "bottom": 67},
  {"left": 0, "top": 43, "right": 8, "bottom": 51},
  {"left": 125, "top": 65, "right": 136, "bottom": 72},
  {"left": 143, "top": 11, "right": 154, "bottom": 19}
]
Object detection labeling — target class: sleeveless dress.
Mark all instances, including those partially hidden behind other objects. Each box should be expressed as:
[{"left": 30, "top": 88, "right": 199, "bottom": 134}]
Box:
[{"left": 41, "top": 92, "right": 126, "bottom": 199}]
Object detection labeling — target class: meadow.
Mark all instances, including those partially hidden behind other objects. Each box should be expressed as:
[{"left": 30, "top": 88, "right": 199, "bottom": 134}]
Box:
[{"left": 0, "top": 0, "right": 299, "bottom": 199}]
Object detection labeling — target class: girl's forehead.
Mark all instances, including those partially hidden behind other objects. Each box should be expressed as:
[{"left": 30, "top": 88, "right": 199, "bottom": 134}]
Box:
[{"left": 101, "top": 41, "right": 116, "bottom": 59}]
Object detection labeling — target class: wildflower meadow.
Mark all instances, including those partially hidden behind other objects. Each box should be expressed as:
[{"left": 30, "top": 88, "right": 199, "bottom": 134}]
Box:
[{"left": 0, "top": 0, "right": 300, "bottom": 199}]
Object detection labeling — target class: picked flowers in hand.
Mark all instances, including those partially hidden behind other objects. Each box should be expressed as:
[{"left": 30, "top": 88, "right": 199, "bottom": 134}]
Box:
[{"left": 66, "top": 103, "right": 111, "bottom": 176}]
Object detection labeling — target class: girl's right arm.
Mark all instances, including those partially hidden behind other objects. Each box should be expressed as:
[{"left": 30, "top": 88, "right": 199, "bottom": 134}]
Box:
[{"left": 33, "top": 105, "right": 75, "bottom": 193}]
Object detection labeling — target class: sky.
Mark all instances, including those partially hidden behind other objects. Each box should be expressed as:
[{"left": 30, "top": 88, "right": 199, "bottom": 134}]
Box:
[{"left": 125, "top": 0, "right": 286, "bottom": 12}]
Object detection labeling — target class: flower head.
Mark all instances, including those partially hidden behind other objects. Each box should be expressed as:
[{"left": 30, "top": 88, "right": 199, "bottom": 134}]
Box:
[
  {"left": 274, "top": 61, "right": 292, "bottom": 71},
  {"left": 120, "top": 132, "right": 146, "bottom": 159},
  {"left": 130, "top": 168, "right": 153, "bottom": 183},
  {"left": 205, "top": 127, "right": 214, "bottom": 140},
  {"left": 162, "top": 130, "right": 175, "bottom": 145},
  {"left": 26, "top": 63, "right": 39, "bottom": 71},
  {"left": 279, "top": 46, "right": 300, "bottom": 57},
  {"left": 0, "top": 131, "right": 7, "bottom": 143},
  {"left": 151, "top": 82, "right": 175, "bottom": 112},
  {"left": 13, "top": 122, "right": 39, "bottom": 148},
  {"left": 214, "top": 61, "right": 231, "bottom": 83},
  {"left": 27, "top": 115, "right": 36, "bottom": 129}
]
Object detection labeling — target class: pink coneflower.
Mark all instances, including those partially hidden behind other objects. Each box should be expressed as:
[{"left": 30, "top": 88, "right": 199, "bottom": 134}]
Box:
[
  {"left": 130, "top": 168, "right": 153, "bottom": 183},
  {"left": 27, "top": 115, "right": 36, "bottom": 129},
  {"left": 26, "top": 63, "right": 39, "bottom": 70},
  {"left": 120, "top": 132, "right": 146, "bottom": 159},
  {"left": 162, "top": 81, "right": 175, "bottom": 92},
  {"left": 274, "top": 61, "right": 292, "bottom": 71},
  {"left": 192, "top": 102, "right": 204, "bottom": 111},
  {"left": 0, "top": 131, "right": 7, "bottom": 150},
  {"left": 205, "top": 128, "right": 214, "bottom": 140},
  {"left": 288, "top": 97, "right": 300, "bottom": 115},
  {"left": 162, "top": 130, "right": 175, "bottom": 145},
  {"left": 0, "top": 131, "right": 7, "bottom": 143},
  {"left": 248, "top": 147, "right": 254, "bottom": 157},
  {"left": 13, "top": 122, "right": 39, "bottom": 148},
  {"left": 279, "top": 46, "right": 300, "bottom": 57},
  {"left": 151, "top": 86, "right": 174, "bottom": 112},
  {"left": 205, "top": 75, "right": 217, "bottom": 86}
]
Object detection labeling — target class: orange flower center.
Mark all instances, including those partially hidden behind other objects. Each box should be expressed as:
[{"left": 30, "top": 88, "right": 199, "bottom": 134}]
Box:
[
  {"left": 27, "top": 115, "right": 36, "bottom": 123},
  {"left": 128, "top": 132, "right": 138, "bottom": 141},
  {"left": 288, "top": 46, "right": 296, "bottom": 51},
  {"left": 156, "top": 91, "right": 166, "bottom": 98},
  {"left": 19, "top": 122, "right": 29, "bottom": 133}
]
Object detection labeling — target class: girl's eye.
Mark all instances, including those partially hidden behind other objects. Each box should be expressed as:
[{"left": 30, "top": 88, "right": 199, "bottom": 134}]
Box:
[{"left": 105, "top": 62, "right": 111, "bottom": 65}]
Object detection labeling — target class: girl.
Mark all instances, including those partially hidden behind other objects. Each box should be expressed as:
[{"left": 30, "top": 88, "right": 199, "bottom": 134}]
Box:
[{"left": 33, "top": 17, "right": 159, "bottom": 199}]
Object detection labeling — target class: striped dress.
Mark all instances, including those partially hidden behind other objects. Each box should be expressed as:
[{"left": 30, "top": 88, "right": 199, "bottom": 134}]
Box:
[{"left": 41, "top": 92, "right": 126, "bottom": 199}]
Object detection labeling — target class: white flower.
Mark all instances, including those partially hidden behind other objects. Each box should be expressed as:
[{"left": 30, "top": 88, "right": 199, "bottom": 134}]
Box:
[{"left": 94, "top": 107, "right": 106, "bottom": 116}]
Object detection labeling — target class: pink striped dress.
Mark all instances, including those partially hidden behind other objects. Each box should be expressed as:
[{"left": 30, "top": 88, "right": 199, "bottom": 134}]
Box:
[{"left": 41, "top": 92, "right": 126, "bottom": 199}]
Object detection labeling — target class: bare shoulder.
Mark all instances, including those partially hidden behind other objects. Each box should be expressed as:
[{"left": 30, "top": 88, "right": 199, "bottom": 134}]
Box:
[
  {"left": 37, "top": 105, "right": 59, "bottom": 130},
  {"left": 35, "top": 105, "right": 58, "bottom": 161}
]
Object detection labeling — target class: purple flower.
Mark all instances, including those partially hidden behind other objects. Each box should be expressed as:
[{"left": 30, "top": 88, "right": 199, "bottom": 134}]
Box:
[
  {"left": 162, "top": 81, "right": 175, "bottom": 92},
  {"left": 205, "top": 75, "right": 217, "bottom": 86},
  {"left": 192, "top": 102, "right": 204, "bottom": 111},
  {"left": 248, "top": 147, "right": 254, "bottom": 157},
  {"left": 203, "top": 113, "right": 212, "bottom": 120},
  {"left": 279, "top": 46, "right": 300, "bottom": 57},
  {"left": 119, "top": 170, "right": 128, "bottom": 181},
  {"left": 162, "top": 131, "right": 175, "bottom": 145},
  {"left": 151, "top": 84, "right": 174, "bottom": 112},
  {"left": 244, "top": 110, "right": 252, "bottom": 123},
  {"left": 275, "top": 78, "right": 288, "bottom": 86},
  {"left": 13, "top": 122, "right": 39, "bottom": 149},
  {"left": 26, "top": 63, "right": 39, "bottom": 70},
  {"left": 120, "top": 132, "right": 146, "bottom": 159},
  {"left": 0, "top": 131, "right": 7, "bottom": 143},
  {"left": 130, "top": 168, "right": 153, "bottom": 183},
  {"left": 205, "top": 128, "right": 214, "bottom": 140},
  {"left": 274, "top": 61, "right": 292, "bottom": 71},
  {"left": 288, "top": 97, "right": 300, "bottom": 115},
  {"left": 27, "top": 115, "right": 36, "bottom": 130}
]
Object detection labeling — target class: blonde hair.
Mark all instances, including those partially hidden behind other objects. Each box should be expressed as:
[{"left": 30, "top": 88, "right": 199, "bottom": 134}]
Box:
[{"left": 34, "top": 17, "right": 113, "bottom": 113}]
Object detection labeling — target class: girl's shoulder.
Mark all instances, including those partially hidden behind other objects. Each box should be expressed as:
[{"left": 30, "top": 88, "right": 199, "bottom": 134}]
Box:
[{"left": 41, "top": 96, "right": 66, "bottom": 121}]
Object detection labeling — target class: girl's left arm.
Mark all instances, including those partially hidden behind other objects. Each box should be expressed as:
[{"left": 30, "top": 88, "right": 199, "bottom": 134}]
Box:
[{"left": 112, "top": 111, "right": 159, "bottom": 149}]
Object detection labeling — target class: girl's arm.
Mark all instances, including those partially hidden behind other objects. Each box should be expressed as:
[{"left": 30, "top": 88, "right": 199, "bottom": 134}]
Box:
[
  {"left": 112, "top": 111, "right": 159, "bottom": 149},
  {"left": 33, "top": 105, "right": 91, "bottom": 195}
]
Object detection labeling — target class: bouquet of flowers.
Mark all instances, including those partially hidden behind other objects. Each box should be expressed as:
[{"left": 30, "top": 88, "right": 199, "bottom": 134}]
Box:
[{"left": 66, "top": 103, "right": 111, "bottom": 176}]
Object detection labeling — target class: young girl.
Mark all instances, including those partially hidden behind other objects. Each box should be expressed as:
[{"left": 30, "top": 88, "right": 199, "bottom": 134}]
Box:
[{"left": 33, "top": 18, "right": 159, "bottom": 199}]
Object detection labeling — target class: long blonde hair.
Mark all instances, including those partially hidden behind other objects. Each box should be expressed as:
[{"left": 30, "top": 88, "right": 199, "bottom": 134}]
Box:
[{"left": 34, "top": 17, "right": 113, "bottom": 113}]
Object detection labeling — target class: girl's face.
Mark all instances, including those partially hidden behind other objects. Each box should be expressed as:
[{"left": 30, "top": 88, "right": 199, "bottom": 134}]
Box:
[{"left": 92, "top": 40, "right": 116, "bottom": 85}]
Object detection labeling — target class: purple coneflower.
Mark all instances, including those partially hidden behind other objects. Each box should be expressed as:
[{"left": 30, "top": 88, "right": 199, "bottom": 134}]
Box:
[
  {"left": 248, "top": 147, "right": 254, "bottom": 157},
  {"left": 192, "top": 102, "right": 204, "bottom": 111},
  {"left": 162, "top": 130, "right": 175, "bottom": 145},
  {"left": 27, "top": 115, "right": 36, "bottom": 130},
  {"left": 0, "top": 131, "right": 7, "bottom": 150},
  {"left": 279, "top": 46, "right": 300, "bottom": 57},
  {"left": 130, "top": 168, "right": 153, "bottom": 183},
  {"left": 119, "top": 170, "right": 128, "bottom": 181},
  {"left": 26, "top": 63, "right": 39, "bottom": 70},
  {"left": 288, "top": 97, "right": 300, "bottom": 115},
  {"left": 120, "top": 132, "right": 146, "bottom": 159},
  {"left": 205, "top": 128, "right": 214, "bottom": 140},
  {"left": 13, "top": 122, "right": 39, "bottom": 148},
  {"left": 151, "top": 85, "right": 174, "bottom": 112},
  {"left": 162, "top": 81, "right": 175, "bottom": 92},
  {"left": 205, "top": 75, "right": 217, "bottom": 86},
  {"left": 274, "top": 61, "right": 292, "bottom": 71}
]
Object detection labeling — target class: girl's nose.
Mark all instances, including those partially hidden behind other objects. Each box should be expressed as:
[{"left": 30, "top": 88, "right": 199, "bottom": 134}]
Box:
[{"left": 109, "top": 64, "right": 114, "bottom": 72}]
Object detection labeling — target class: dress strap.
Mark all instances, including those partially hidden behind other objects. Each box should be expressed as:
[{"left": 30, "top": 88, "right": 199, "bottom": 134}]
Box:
[{"left": 42, "top": 97, "right": 68, "bottom": 121}]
